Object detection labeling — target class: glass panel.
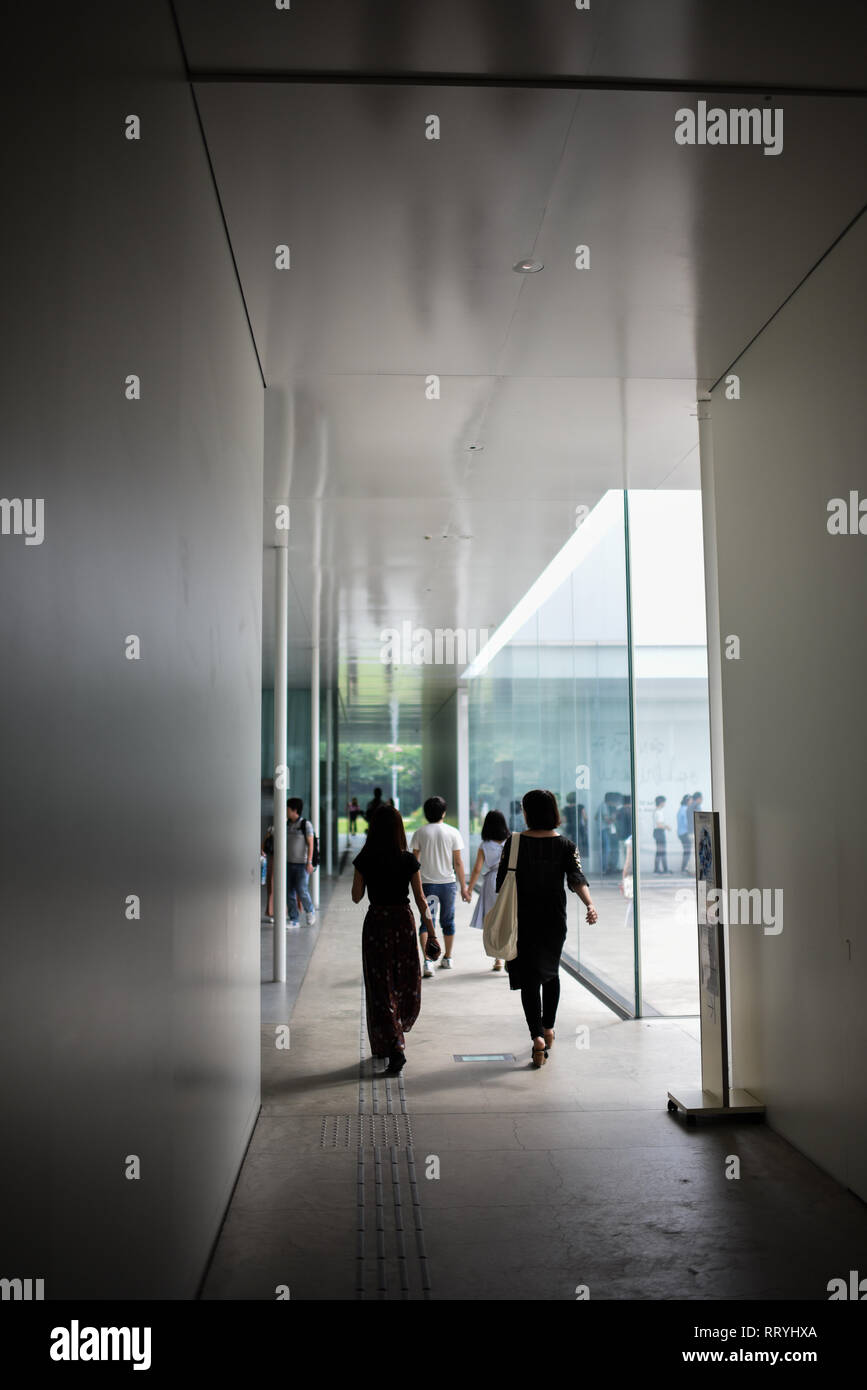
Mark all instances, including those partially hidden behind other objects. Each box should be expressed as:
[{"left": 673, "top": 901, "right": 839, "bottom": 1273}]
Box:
[
  {"left": 628, "top": 490, "right": 712, "bottom": 1016},
  {"left": 467, "top": 490, "right": 636, "bottom": 1014}
]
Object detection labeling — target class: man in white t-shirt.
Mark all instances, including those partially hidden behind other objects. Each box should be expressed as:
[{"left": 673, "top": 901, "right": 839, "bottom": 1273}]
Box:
[{"left": 410, "top": 796, "right": 470, "bottom": 971}]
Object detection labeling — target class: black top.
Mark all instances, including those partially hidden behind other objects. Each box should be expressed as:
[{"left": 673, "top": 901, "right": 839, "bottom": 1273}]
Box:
[
  {"left": 496, "top": 833, "right": 589, "bottom": 987},
  {"left": 354, "top": 847, "right": 419, "bottom": 906}
]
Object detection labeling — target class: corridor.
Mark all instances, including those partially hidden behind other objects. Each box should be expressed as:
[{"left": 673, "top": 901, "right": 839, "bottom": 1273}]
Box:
[
  {"left": 202, "top": 865, "right": 867, "bottom": 1302},
  {"left": 3, "top": 0, "right": 866, "bottom": 1357}
]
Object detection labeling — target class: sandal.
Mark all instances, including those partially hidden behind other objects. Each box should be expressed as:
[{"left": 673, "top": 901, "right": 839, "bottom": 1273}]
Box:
[
  {"left": 531, "top": 1042, "right": 548, "bottom": 1069},
  {"left": 543, "top": 1028, "right": 555, "bottom": 1048}
]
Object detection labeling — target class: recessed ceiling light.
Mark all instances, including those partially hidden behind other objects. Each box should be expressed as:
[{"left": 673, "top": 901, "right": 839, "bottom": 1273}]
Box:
[{"left": 513, "top": 258, "right": 543, "bottom": 273}]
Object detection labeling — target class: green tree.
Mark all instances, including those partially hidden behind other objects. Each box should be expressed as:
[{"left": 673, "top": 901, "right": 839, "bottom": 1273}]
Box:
[{"left": 340, "top": 742, "right": 422, "bottom": 819}]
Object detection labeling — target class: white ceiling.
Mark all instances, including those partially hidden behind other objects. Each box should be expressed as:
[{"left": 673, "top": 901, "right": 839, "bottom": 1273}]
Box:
[
  {"left": 173, "top": 3, "right": 867, "bottom": 741},
  {"left": 176, "top": 0, "right": 867, "bottom": 88}
]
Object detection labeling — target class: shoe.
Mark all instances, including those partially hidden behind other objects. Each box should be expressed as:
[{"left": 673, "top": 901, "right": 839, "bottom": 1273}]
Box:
[
  {"left": 439, "top": 957, "right": 452, "bottom": 970},
  {"left": 386, "top": 1050, "right": 406, "bottom": 1075},
  {"left": 263, "top": 915, "right": 274, "bottom": 923},
  {"left": 306, "top": 911, "right": 316, "bottom": 926},
  {"left": 492, "top": 960, "right": 503, "bottom": 971},
  {"left": 543, "top": 1028, "right": 555, "bottom": 1049},
  {"left": 287, "top": 920, "right": 300, "bottom": 930},
  {"left": 423, "top": 961, "right": 434, "bottom": 978},
  {"left": 531, "top": 1042, "right": 548, "bottom": 1069}
]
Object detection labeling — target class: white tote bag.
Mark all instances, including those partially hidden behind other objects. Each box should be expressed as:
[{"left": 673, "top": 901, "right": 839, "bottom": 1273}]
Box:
[{"left": 482, "top": 832, "right": 520, "bottom": 961}]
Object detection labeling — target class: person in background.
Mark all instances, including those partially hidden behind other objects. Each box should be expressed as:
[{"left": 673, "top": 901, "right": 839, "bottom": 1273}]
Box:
[
  {"left": 677, "top": 794, "right": 693, "bottom": 873},
  {"left": 599, "top": 795, "right": 620, "bottom": 875},
  {"left": 653, "top": 795, "right": 671, "bottom": 874},
  {"left": 615, "top": 794, "right": 632, "bottom": 854},
  {"left": 562, "top": 791, "right": 578, "bottom": 842},
  {"left": 351, "top": 805, "right": 434, "bottom": 1075},
  {"left": 620, "top": 834, "right": 635, "bottom": 930},
  {"left": 497, "top": 789, "right": 598, "bottom": 1069},
  {"left": 365, "top": 787, "right": 385, "bottom": 826},
  {"left": 467, "top": 809, "right": 510, "bottom": 971},
  {"left": 411, "top": 796, "right": 470, "bottom": 971},
  {"left": 575, "top": 803, "right": 589, "bottom": 860},
  {"left": 286, "top": 797, "right": 316, "bottom": 926},
  {"left": 263, "top": 820, "right": 304, "bottom": 921},
  {"left": 348, "top": 797, "right": 360, "bottom": 833},
  {"left": 262, "top": 822, "right": 274, "bottom": 922}
]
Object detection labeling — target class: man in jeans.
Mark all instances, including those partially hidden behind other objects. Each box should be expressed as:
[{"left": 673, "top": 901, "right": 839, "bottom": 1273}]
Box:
[
  {"left": 411, "top": 796, "right": 470, "bottom": 973},
  {"left": 286, "top": 797, "right": 316, "bottom": 927}
]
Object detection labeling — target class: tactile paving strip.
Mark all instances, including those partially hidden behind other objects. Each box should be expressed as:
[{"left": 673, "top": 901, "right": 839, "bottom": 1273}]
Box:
[{"left": 320, "top": 1112, "right": 414, "bottom": 1150}]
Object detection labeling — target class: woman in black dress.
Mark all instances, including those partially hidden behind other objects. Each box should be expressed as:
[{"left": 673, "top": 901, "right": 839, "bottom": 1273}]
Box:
[
  {"left": 351, "top": 805, "right": 435, "bottom": 1074},
  {"left": 496, "top": 788, "right": 598, "bottom": 1068}
]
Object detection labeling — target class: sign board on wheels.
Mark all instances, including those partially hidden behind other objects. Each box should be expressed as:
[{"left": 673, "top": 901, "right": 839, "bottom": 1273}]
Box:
[{"left": 666, "top": 810, "right": 764, "bottom": 1124}]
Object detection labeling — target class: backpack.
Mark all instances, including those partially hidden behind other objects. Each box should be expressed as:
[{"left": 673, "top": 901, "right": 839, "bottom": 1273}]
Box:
[{"left": 304, "top": 820, "right": 321, "bottom": 870}]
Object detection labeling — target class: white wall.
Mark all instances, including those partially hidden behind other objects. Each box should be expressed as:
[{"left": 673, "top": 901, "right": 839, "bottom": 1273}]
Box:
[
  {"left": 0, "top": 4, "right": 263, "bottom": 1294},
  {"left": 709, "top": 213, "right": 867, "bottom": 1198}
]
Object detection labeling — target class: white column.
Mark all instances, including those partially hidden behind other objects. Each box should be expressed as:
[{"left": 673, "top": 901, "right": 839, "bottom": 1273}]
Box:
[
  {"left": 457, "top": 684, "right": 470, "bottom": 853},
  {"left": 310, "top": 642, "right": 320, "bottom": 909},
  {"left": 272, "top": 545, "right": 289, "bottom": 983},
  {"left": 698, "top": 399, "right": 727, "bottom": 853}
]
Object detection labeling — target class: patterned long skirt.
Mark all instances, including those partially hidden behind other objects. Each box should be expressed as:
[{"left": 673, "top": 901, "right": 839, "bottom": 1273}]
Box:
[{"left": 362, "top": 904, "right": 422, "bottom": 1057}]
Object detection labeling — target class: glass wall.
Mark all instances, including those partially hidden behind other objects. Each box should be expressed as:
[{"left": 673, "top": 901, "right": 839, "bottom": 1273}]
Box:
[
  {"left": 466, "top": 489, "right": 711, "bottom": 1019},
  {"left": 467, "top": 491, "right": 637, "bottom": 1014},
  {"left": 628, "top": 491, "right": 711, "bottom": 1016},
  {"left": 261, "top": 688, "right": 311, "bottom": 799}
]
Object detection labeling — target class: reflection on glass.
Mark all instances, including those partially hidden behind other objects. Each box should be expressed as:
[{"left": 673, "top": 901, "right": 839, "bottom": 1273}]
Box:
[
  {"left": 466, "top": 488, "right": 713, "bottom": 1020},
  {"left": 467, "top": 491, "right": 635, "bottom": 1014}
]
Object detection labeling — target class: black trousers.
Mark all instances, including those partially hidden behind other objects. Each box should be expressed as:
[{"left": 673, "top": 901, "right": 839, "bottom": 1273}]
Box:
[
  {"left": 653, "top": 828, "right": 669, "bottom": 872},
  {"left": 521, "top": 976, "right": 561, "bottom": 1038}
]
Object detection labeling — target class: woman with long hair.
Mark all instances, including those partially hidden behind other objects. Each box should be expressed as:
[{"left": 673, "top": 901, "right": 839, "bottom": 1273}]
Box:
[
  {"left": 351, "top": 804, "right": 435, "bottom": 1074},
  {"left": 467, "top": 808, "right": 510, "bottom": 970},
  {"left": 496, "top": 788, "right": 598, "bottom": 1068}
]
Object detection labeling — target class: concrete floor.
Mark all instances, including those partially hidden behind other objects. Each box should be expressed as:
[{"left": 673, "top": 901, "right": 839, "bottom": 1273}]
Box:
[{"left": 202, "top": 859, "right": 867, "bottom": 1301}]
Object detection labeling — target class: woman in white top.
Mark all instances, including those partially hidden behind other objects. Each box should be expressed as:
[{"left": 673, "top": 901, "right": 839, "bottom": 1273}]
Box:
[{"left": 467, "top": 810, "right": 510, "bottom": 971}]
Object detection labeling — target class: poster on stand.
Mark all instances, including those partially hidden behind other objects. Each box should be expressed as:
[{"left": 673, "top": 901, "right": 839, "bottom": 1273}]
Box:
[{"left": 694, "top": 809, "right": 728, "bottom": 1105}]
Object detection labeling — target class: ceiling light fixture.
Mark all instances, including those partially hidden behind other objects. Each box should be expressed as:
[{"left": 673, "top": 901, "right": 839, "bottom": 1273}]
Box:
[{"left": 513, "top": 258, "right": 543, "bottom": 273}]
